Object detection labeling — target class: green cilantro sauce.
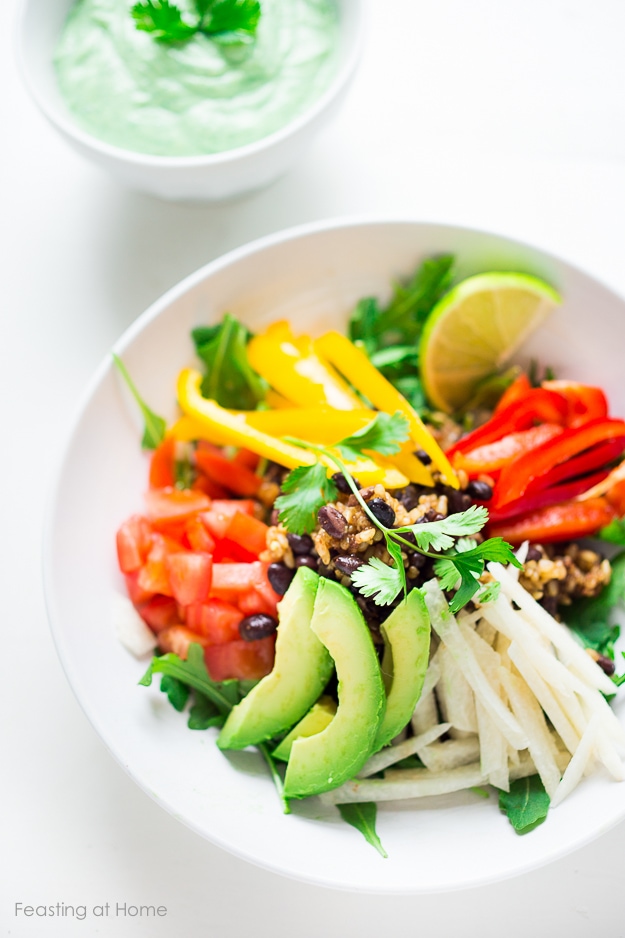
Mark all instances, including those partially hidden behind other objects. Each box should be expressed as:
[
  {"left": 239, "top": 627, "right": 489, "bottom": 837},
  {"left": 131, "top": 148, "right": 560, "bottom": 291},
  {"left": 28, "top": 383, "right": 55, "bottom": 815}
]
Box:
[{"left": 54, "top": 0, "right": 340, "bottom": 157}]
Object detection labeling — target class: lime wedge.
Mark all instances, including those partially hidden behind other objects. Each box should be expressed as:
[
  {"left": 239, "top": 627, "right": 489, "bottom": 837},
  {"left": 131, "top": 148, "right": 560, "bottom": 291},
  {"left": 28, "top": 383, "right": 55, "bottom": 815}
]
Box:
[{"left": 419, "top": 272, "right": 561, "bottom": 413}]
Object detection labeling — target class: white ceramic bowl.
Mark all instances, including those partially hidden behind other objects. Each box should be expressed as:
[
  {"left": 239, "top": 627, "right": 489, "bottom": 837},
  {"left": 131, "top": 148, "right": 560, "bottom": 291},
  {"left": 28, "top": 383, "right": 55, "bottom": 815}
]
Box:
[
  {"left": 44, "top": 219, "right": 625, "bottom": 892},
  {"left": 17, "top": 0, "right": 364, "bottom": 201}
]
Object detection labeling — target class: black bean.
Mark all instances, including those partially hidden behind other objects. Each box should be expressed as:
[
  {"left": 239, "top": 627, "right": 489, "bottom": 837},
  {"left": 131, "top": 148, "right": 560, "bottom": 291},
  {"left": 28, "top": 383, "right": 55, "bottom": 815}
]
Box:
[
  {"left": 596, "top": 654, "right": 616, "bottom": 677},
  {"left": 408, "top": 552, "right": 427, "bottom": 570},
  {"left": 539, "top": 595, "right": 559, "bottom": 617},
  {"left": 466, "top": 480, "right": 493, "bottom": 501},
  {"left": 334, "top": 554, "right": 365, "bottom": 575},
  {"left": 267, "top": 562, "right": 294, "bottom": 595},
  {"left": 413, "top": 448, "right": 432, "bottom": 465},
  {"left": 317, "top": 505, "right": 347, "bottom": 539},
  {"left": 295, "top": 555, "right": 318, "bottom": 570},
  {"left": 238, "top": 613, "right": 278, "bottom": 642},
  {"left": 417, "top": 509, "right": 445, "bottom": 524},
  {"left": 395, "top": 484, "right": 422, "bottom": 511},
  {"left": 367, "top": 498, "right": 395, "bottom": 527},
  {"left": 286, "top": 532, "right": 314, "bottom": 555},
  {"left": 526, "top": 545, "right": 543, "bottom": 562},
  {"left": 332, "top": 472, "right": 360, "bottom": 494},
  {"left": 446, "top": 490, "right": 472, "bottom": 514}
]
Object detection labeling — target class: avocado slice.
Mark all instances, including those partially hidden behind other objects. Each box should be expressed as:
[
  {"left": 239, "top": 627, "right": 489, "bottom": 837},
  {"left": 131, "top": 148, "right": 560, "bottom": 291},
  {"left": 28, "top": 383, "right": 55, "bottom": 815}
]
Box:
[
  {"left": 373, "top": 588, "right": 431, "bottom": 751},
  {"left": 272, "top": 696, "right": 337, "bottom": 762},
  {"left": 283, "top": 578, "right": 385, "bottom": 799},
  {"left": 217, "top": 567, "right": 332, "bottom": 750}
]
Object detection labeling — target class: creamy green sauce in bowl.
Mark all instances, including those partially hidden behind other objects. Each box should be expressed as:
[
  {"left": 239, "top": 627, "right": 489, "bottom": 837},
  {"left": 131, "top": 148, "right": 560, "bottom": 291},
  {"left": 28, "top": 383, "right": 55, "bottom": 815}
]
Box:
[{"left": 54, "top": 0, "right": 340, "bottom": 157}]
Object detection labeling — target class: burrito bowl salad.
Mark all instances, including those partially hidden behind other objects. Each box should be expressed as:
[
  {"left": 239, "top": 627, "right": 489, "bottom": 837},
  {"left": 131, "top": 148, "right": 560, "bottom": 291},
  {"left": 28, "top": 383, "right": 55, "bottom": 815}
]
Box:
[{"left": 113, "top": 254, "right": 625, "bottom": 854}]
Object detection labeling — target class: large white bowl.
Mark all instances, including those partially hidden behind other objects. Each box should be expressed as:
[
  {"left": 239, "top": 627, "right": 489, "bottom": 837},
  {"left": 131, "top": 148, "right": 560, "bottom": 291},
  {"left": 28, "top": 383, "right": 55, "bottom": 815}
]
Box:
[
  {"left": 44, "top": 219, "right": 625, "bottom": 893},
  {"left": 17, "top": 0, "right": 364, "bottom": 201}
]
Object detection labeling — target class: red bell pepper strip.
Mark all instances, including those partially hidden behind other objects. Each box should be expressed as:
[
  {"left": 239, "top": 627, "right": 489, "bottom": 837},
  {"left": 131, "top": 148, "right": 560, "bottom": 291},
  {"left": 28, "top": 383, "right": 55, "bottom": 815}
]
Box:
[
  {"left": 485, "top": 469, "right": 611, "bottom": 522},
  {"left": 194, "top": 447, "right": 262, "bottom": 497},
  {"left": 453, "top": 423, "right": 564, "bottom": 477},
  {"left": 542, "top": 380, "right": 608, "bottom": 428},
  {"left": 494, "top": 373, "right": 532, "bottom": 414},
  {"left": 525, "top": 437, "right": 625, "bottom": 493},
  {"left": 447, "top": 388, "right": 568, "bottom": 459},
  {"left": 489, "top": 497, "right": 616, "bottom": 545},
  {"left": 493, "top": 418, "right": 625, "bottom": 508}
]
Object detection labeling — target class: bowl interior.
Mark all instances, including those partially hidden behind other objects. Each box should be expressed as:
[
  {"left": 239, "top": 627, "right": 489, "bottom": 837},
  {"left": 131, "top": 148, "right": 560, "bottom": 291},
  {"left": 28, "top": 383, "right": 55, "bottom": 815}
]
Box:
[
  {"left": 44, "top": 220, "right": 625, "bottom": 893},
  {"left": 18, "top": 0, "right": 364, "bottom": 165}
]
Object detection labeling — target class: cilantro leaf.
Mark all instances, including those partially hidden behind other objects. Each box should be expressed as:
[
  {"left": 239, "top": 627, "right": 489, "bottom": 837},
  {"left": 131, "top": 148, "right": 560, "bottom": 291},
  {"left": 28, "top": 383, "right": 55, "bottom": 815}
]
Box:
[
  {"left": 337, "top": 803, "right": 388, "bottom": 858},
  {"left": 476, "top": 581, "right": 501, "bottom": 604},
  {"left": 131, "top": 0, "right": 198, "bottom": 41},
  {"left": 193, "top": 313, "right": 267, "bottom": 410},
  {"left": 351, "top": 556, "right": 404, "bottom": 606},
  {"left": 202, "top": 0, "right": 261, "bottom": 41},
  {"left": 404, "top": 505, "right": 489, "bottom": 552},
  {"left": 112, "top": 353, "right": 167, "bottom": 450},
  {"left": 499, "top": 775, "right": 550, "bottom": 834},
  {"left": 274, "top": 463, "right": 339, "bottom": 535},
  {"left": 433, "top": 538, "right": 518, "bottom": 613},
  {"left": 335, "top": 411, "right": 410, "bottom": 462}
]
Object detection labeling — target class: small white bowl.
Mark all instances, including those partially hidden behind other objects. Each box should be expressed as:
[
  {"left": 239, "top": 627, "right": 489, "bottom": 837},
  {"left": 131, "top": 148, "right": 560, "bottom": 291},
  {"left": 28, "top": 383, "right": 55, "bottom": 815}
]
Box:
[
  {"left": 17, "top": 0, "right": 364, "bottom": 201},
  {"left": 43, "top": 218, "right": 625, "bottom": 893}
]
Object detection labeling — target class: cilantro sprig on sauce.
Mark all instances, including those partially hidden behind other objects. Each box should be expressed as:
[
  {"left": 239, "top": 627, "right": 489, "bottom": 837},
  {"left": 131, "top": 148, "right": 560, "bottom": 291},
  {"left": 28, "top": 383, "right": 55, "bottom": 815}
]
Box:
[{"left": 132, "top": 0, "right": 261, "bottom": 46}]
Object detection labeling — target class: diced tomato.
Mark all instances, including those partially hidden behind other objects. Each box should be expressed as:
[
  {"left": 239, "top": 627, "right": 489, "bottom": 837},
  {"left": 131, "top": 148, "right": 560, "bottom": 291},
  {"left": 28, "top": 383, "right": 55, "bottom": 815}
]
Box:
[
  {"left": 237, "top": 588, "right": 277, "bottom": 618},
  {"left": 212, "top": 539, "right": 258, "bottom": 563},
  {"left": 205, "top": 635, "right": 276, "bottom": 682},
  {"left": 224, "top": 511, "right": 269, "bottom": 557},
  {"left": 149, "top": 437, "right": 176, "bottom": 489},
  {"left": 137, "top": 534, "right": 183, "bottom": 596},
  {"left": 165, "top": 551, "right": 213, "bottom": 606},
  {"left": 210, "top": 561, "right": 270, "bottom": 594},
  {"left": 144, "top": 487, "right": 211, "bottom": 532},
  {"left": 453, "top": 423, "right": 564, "bottom": 477},
  {"left": 251, "top": 562, "right": 281, "bottom": 614},
  {"left": 139, "top": 595, "right": 180, "bottom": 632},
  {"left": 184, "top": 515, "right": 216, "bottom": 553},
  {"left": 233, "top": 448, "right": 260, "bottom": 471},
  {"left": 542, "top": 380, "right": 608, "bottom": 428},
  {"left": 211, "top": 499, "right": 257, "bottom": 517},
  {"left": 195, "top": 448, "right": 262, "bottom": 497},
  {"left": 185, "top": 599, "right": 242, "bottom": 644},
  {"left": 489, "top": 497, "right": 616, "bottom": 545},
  {"left": 200, "top": 500, "right": 256, "bottom": 539},
  {"left": 124, "top": 571, "right": 155, "bottom": 605},
  {"left": 116, "top": 514, "right": 153, "bottom": 573},
  {"left": 157, "top": 625, "right": 208, "bottom": 658}
]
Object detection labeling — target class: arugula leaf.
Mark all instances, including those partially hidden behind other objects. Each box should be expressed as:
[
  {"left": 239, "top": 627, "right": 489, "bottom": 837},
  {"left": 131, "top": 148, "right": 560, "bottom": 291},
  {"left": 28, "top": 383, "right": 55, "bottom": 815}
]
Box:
[
  {"left": 193, "top": 313, "right": 267, "bottom": 410},
  {"left": 498, "top": 775, "right": 550, "bottom": 833},
  {"left": 139, "top": 643, "right": 234, "bottom": 715},
  {"left": 112, "top": 353, "right": 167, "bottom": 450},
  {"left": 160, "top": 674, "right": 190, "bottom": 711},
  {"left": 188, "top": 691, "right": 226, "bottom": 729},
  {"left": 598, "top": 518, "right": 625, "bottom": 546},
  {"left": 132, "top": 0, "right": 197, "bottom": 41},
  {"left": 563, "top": 553, "right": 625, "bottom": 667},
  {"left": 335, "top": 411, "right": 410, "bottom": 462},
  {"left": 274, "top": 463, "right": 339, "bottom": 535},
  {"left": 350, "top": 556, "right": 404, "bottom": 606},
  {"left": 337, "top": 803, "right": 388, "bottom": 858},
  {"left": 404, "top": 505, "right": 489, "bottom": 552}
]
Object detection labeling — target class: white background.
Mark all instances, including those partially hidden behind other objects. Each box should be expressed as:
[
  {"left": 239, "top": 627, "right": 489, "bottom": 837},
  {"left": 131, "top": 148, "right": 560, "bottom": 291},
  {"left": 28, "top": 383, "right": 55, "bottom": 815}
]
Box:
[{"left": 4, "top": 0, "right": 625, "bottom": 935}]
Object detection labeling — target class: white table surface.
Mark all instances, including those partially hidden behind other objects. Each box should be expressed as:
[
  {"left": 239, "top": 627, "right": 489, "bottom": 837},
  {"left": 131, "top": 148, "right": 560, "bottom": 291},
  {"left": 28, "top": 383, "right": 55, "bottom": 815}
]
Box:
[{"left": 4, "top": 0, "right": 625, "bottom": 934}]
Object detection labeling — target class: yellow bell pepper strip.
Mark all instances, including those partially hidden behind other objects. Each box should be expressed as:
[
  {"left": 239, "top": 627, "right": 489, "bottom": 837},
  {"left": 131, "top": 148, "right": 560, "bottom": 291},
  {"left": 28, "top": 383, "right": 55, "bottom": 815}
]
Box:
[
  {"left": 265, "top": 389, "right": 295, "bottom": 410},
  {"left": 387, "top": 441, "right": 435, "bottom": 487},
  {"left": 314, "top": 332, "right": 459, "bottom": 489},
  {"left": 247, "top": 321, "right": 363, "bottom": 411},
  {"left": 244, "top": 406, "right": 375, "bottom": 442},
  {"left": 176, "top": 369, "right": 408, "bottom": 489}
]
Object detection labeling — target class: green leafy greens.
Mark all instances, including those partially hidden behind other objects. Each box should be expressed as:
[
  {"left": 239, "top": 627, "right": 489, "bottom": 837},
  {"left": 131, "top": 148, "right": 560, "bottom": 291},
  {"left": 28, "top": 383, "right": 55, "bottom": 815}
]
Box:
[
  {"left": 498, "top": 775, "right": 550, "bottom": 834},
  {"left": 335, "top": 412, "right": 410, "bottom": 462},
  {"left": 336, "top": 803, "right": 388, "bottom": 858},
  {"left": 112, "top": 352, "right": 167, "bottom": 450},
  {"left": 132, "top": 0, "right": 261, "bottom": 46},
  {"left": 348, "top": 254, "right": 455, "bottom": 413},
  {"left": 140, "top": 644, "right": 289, "bottom": 810},
  {"left": 274, "top": 463, "right": 339, "bottom": 536},
  {"left": 192, "top": 313, "right": 267, "bottom": 410}
]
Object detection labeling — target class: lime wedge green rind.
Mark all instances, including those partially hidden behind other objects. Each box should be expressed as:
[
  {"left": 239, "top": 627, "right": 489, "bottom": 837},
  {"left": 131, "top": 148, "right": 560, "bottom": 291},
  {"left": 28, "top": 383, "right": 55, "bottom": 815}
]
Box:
[{"left": 419, "top": 272, "right": 561, "bottom": 414}]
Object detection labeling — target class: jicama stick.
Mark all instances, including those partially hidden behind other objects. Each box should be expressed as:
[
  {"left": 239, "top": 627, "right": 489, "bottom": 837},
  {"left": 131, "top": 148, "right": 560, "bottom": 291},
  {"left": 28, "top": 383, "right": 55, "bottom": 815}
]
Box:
[{"left": 357, "top": 723, "right": 450, "bottom": 778}]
